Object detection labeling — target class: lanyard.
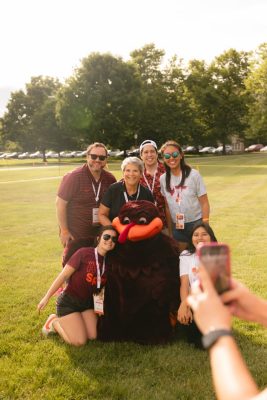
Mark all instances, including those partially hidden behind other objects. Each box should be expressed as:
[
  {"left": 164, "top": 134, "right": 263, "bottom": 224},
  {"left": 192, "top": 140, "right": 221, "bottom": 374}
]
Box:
[
  {"left": 94, "top": 248, "right": 106, "bottom": 289},
  {"left": 175, "top": 186, "right": 183, "bottom": 206},
  {"left": 123, "top": 183, "right": 140, "bottom": 203},
  {"left": 142, "top": 165, "right": 157, "bottom": 194},
  {"left": 91, "top": 181, "right": 102, "bottom": 203}
]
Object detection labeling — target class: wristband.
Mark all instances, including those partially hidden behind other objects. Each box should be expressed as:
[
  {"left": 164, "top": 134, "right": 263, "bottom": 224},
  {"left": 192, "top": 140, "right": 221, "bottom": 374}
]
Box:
[
  {"left": 202, "top": 329, "right": 233, "bottom": 350},
  {"left": 202, "top": 218, "right": 209, "bottom": 222},
  {"left": 61, "top": 228, "right": 69, "bottom": 234}
]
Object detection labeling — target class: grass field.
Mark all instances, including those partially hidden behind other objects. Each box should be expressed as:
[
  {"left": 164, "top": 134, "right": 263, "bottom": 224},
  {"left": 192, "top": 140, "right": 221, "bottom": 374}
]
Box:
[{"left": 0, "top": 154, "right": 267, "bottom": 400}]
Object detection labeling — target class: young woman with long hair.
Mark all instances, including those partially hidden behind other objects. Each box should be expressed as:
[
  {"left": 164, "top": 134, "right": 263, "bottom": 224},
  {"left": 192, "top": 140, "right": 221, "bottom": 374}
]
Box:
[{"left": 160, "top": 140, "right": 210, "bottom": 250}]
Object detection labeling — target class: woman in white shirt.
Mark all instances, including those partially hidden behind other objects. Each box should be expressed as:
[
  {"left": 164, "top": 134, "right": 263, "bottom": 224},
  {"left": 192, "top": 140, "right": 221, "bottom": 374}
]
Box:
[
  {"left": 178, "top": 221, "right": 217, "bottom": 345},
  {"left": 160, "top": 140, "right": 210, "bottom": 251}
]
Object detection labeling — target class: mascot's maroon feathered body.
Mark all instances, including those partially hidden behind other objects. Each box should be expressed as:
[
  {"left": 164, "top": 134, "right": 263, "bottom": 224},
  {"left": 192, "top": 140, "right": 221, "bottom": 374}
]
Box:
[{"left": 97, "top": 200, "right": 180, "bottom": 344}]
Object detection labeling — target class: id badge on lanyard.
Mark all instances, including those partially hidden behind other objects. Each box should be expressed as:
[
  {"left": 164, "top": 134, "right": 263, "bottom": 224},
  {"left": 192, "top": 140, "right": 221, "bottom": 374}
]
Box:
[
  {"left": 175, "top": 186, "right": 184, "bottom": 229},
  {"left": 176, "top": 213, "right": 185, "bottom": 229},
  {"left": 91, "top": 181, "right": 101, "bottom": 225},
  {"left": 93, "top": 288, "right": 105, "bottom": 315},
  {"left": 93, "top": 248, "right": 105, "bottom": 314},
  {"left": 92, "top": 208, "right": 99, "bottom": 224}
]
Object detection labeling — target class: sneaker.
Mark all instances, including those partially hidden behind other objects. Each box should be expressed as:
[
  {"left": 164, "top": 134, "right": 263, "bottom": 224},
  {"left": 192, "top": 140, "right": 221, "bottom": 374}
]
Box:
[{"left": 42, "top": 314, "right": 57, "bottom": 336}]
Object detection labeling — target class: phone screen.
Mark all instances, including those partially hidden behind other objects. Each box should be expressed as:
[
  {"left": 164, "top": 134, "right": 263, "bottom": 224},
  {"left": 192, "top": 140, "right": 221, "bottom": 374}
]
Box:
[{"left": 197, "top": 243, "right": 231, "bottom": 294}]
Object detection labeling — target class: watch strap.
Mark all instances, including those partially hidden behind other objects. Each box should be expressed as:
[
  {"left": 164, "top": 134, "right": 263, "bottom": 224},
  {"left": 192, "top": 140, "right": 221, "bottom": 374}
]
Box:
[{"left": 202, "top": 329, "right": 233, "bottom": 350}]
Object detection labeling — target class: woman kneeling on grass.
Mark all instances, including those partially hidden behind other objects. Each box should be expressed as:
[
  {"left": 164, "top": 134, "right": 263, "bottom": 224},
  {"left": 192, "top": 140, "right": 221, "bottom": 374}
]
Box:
[
  {"left": 177, "top": 221, "right": 217, "bottom": 347},
  {"left": 37, "top": 225, "right": 117, "bottom": 346}
]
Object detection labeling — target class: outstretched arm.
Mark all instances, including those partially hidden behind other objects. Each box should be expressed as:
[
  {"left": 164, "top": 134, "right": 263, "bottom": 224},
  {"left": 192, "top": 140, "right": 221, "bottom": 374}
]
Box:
[
  {"left": 187, "top": 267, "right": 259, "bottom": 400},
  {"left": 221, "top": 279, "right": 267, "bottom": 327},
  {"left": 37, "top": 265, "right": 75, "bottom": 311}
]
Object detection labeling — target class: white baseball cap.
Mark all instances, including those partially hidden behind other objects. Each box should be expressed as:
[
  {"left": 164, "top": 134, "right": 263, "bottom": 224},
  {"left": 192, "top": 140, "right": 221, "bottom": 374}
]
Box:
[{"left": 139, "top": 139, "right": 158, "bottom": 154}]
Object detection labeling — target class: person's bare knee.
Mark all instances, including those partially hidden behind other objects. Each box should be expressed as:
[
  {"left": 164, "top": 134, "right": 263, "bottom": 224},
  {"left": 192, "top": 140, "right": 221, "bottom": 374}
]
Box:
[{"left": 71, "top": 337, "right": 87, "bottom": 346}]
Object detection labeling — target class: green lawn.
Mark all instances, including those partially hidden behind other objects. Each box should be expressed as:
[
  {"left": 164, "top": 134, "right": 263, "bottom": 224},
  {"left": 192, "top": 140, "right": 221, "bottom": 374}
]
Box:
[{"left": 0, "top": 154, "right": 267, "bottom": 400}]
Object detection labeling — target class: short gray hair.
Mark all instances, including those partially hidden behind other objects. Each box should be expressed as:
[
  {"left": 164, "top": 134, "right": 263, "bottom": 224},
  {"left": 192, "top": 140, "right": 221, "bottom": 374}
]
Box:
[{"left": 121, "top": 157, "right": 144, "bottom": 174}]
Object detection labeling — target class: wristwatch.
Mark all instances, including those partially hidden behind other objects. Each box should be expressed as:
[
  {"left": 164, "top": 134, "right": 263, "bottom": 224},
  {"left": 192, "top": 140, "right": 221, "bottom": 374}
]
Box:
[{"left": 202, "top": 329, "right": 233, "bottom": 350}]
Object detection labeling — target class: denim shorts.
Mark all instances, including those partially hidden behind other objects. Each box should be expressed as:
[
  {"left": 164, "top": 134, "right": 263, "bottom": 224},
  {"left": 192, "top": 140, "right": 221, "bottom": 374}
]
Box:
[
  {"left": 56, "top": 291, "right": 94, "bottom": 317},
  {"left": 172, "top": 219, "right": 202, "bottom": 243}
]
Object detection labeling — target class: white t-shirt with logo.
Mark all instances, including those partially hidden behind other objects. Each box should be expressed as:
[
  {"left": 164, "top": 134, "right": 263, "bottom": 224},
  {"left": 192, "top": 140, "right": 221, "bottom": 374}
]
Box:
[
  {"left": 160, "top": 169, "right": 207, "bottom": 223},
  {"left": 179, "top": 251, "right": 200, "bottom": 287}
]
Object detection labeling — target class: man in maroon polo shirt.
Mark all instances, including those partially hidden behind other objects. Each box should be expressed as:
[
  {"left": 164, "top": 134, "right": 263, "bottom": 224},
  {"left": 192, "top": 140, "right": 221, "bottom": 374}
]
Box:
[{"left": 56, "top": 142, "right": 116, "bottom": 247}]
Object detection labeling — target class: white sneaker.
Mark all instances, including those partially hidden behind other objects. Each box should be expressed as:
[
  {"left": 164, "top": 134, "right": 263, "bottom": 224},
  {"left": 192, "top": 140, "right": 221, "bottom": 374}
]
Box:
[{"left": 41, "top": 314, "right": 57, "bottom": 336}]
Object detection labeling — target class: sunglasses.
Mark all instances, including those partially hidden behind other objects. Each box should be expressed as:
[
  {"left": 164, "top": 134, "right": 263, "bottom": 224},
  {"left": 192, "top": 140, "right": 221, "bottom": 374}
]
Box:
[
  {"left": 163, "top": 151, "right": 180, "bottom": 160},
  {"left": 102, "top": 233, "right": 117, "bottom": 243},
  {"left": 88, "top": 154, "right": 107, "bottom": 161}
]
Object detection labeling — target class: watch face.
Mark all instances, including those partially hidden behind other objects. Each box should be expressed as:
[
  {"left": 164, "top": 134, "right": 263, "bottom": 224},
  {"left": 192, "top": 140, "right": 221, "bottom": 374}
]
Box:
[{"left": 202, "top": 329, "right": 233, "bottom": 350}]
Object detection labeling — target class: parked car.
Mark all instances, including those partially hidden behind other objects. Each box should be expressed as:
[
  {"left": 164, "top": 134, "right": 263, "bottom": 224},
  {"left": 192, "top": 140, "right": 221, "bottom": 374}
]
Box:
[
  {"left": 75, "top": 151, "right": 87, "bottom": 158},
  {"left": 5, "top": 152, "right": 19, "bottom": 159},
  {"left": 213, "top": 145, "right": 233, "bottom": 155},
  {"left": 59, "top": 151, "right": 74, "bottom": 158},
  {"left": 18, "top": 152, "right": 30, "bottom": 159},
  {"left": 108, "top": 149, "right": 121, "bottom": 157},
  {"left": 127, "top": 148, "right": 140, "bottom": 156},
  {"left": 29, "top": 151, "right": 43, "bottom": 159},
  {"left": 245, "top": 144, "right": 264, "bottom": 152},
  {"left": 0, "top": 152, "right": 9, "bottom": 159},
  {"left": 114, "top": 150, "right": 128, "bottom": 158},
  {"left": 260, "top": 145, "right": 267, "bottom": 152},
  {"left": 45, "top": 151, "right": 59, "bottom": 158},
  {"left": 183, "top": 146, "right": 199, "bottom": 154},
  {"left": 199, "top": 146, "right": 216, "bottom": 154}
]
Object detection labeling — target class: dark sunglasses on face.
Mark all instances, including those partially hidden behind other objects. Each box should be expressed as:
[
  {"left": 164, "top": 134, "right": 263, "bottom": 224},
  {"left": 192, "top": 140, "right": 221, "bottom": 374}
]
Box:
[
  {"left": 163, "top": 151, "right": 180, "bottom": 160},
  {"left": 102, "top": 233, "right": 117, "bottom": 243},
  {"left": 88, "top": 153, "right": 107, "bottom": 161}
]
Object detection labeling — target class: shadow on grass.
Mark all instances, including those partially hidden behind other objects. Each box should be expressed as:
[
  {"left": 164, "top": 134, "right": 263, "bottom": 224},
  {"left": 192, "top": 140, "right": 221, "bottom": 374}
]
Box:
[{"left": 47, "top": 322, "right": 267, "bottom": 400}]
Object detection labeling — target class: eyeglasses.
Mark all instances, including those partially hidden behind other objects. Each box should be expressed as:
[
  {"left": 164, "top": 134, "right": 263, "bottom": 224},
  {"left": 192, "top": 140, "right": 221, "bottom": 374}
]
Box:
[
  {"left": 102, "top": 234, "right": 117, "bottom": 243},
  {"left": 163, "top": 151, "right": 180, "bottom": 159},
  {"left": 88, "top": 154, "right": 107, "bottom": 161}
]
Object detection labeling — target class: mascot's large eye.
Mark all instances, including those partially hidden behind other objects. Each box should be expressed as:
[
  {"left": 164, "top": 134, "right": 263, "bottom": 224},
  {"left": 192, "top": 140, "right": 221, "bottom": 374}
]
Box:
[
  {"left": 138, "top": 217, "right": 147, "bottom": 225},
  {"left": 122, "top": 216, "right": 131, "bottom": 224}
]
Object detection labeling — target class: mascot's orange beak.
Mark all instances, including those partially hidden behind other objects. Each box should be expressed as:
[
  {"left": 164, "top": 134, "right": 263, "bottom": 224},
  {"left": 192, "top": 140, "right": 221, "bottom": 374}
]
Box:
[{"left": 112, "top": 217, "right": 163, "bottom": 243}]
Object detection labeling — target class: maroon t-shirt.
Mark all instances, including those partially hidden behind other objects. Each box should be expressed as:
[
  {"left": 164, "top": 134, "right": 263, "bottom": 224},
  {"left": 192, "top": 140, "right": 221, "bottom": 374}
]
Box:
[
  {"left": 65, "top": 247, "right": 107, "bottom": 301},
  {"left": 57, "top": 164, "right": 116, "bottom": 239},
  {"left": 140, "top": 162, "right": 167, "bottom": 227}
]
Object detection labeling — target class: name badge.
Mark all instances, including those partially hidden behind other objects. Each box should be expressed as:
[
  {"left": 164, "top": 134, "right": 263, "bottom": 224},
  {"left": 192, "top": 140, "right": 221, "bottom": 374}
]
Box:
[
  {"left": 92, "top": 207, "right": 99, "bottom": 224},
  {"left": 93, "top": 288, "right": 105, "bottom": 315},
  {"left": 176, "top": 213, "right": 185, "bottom": 229}
]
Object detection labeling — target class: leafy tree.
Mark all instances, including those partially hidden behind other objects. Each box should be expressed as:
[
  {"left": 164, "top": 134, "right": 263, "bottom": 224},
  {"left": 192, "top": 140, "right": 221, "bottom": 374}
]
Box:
[
  {"left": 57, "top": 53, "right": 142, "bottom": 150},
  {"left": 130, "top": 44, "right": 190, "bottom": 145},
  {"left": 183, "top": 59, "right": 213, "bottom": 147},
  {"left": 245, "top": 43, "right": 267, "bottom": 144},
  {"left": 1, "top": 76, "right": 72, "bottom": 160},
  {"left": 207, "top": 49, "right": 251, "bottom": 150}
]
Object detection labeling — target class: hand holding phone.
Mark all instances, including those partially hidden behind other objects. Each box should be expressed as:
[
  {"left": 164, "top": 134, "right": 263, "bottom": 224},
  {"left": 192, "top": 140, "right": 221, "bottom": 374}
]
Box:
[{"left": 197, "top": 243, "right": 231, "bottom": 294}]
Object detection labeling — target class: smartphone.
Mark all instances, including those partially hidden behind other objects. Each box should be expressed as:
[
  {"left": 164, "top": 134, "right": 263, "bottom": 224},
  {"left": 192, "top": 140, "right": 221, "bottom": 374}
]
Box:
[{"left": 197, "top": 243, "right": 231, "bottom": 294}]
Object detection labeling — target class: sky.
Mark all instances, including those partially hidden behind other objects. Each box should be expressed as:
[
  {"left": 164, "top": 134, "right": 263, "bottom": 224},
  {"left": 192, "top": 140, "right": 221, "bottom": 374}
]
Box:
[{"left": 1, "top": 0, "right": 267, "bottom": 115}]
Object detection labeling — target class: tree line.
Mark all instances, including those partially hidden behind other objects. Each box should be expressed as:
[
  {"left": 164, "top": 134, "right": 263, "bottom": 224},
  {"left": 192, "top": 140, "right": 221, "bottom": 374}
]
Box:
[{"left": 1, "top": 42, "right": 267, "bottom": 158}]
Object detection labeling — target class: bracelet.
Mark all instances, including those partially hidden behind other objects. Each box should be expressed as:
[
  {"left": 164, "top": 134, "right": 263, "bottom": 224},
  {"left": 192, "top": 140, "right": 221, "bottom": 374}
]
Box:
[
  {"left": 202, "top": 329, "right": 233, "bottom": 350},
  {"left": 202, "top": 218, "right": 209, "bottom": 222},
  {"left": 61, "top": 228, "right": 69, "bottom": 234}
]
